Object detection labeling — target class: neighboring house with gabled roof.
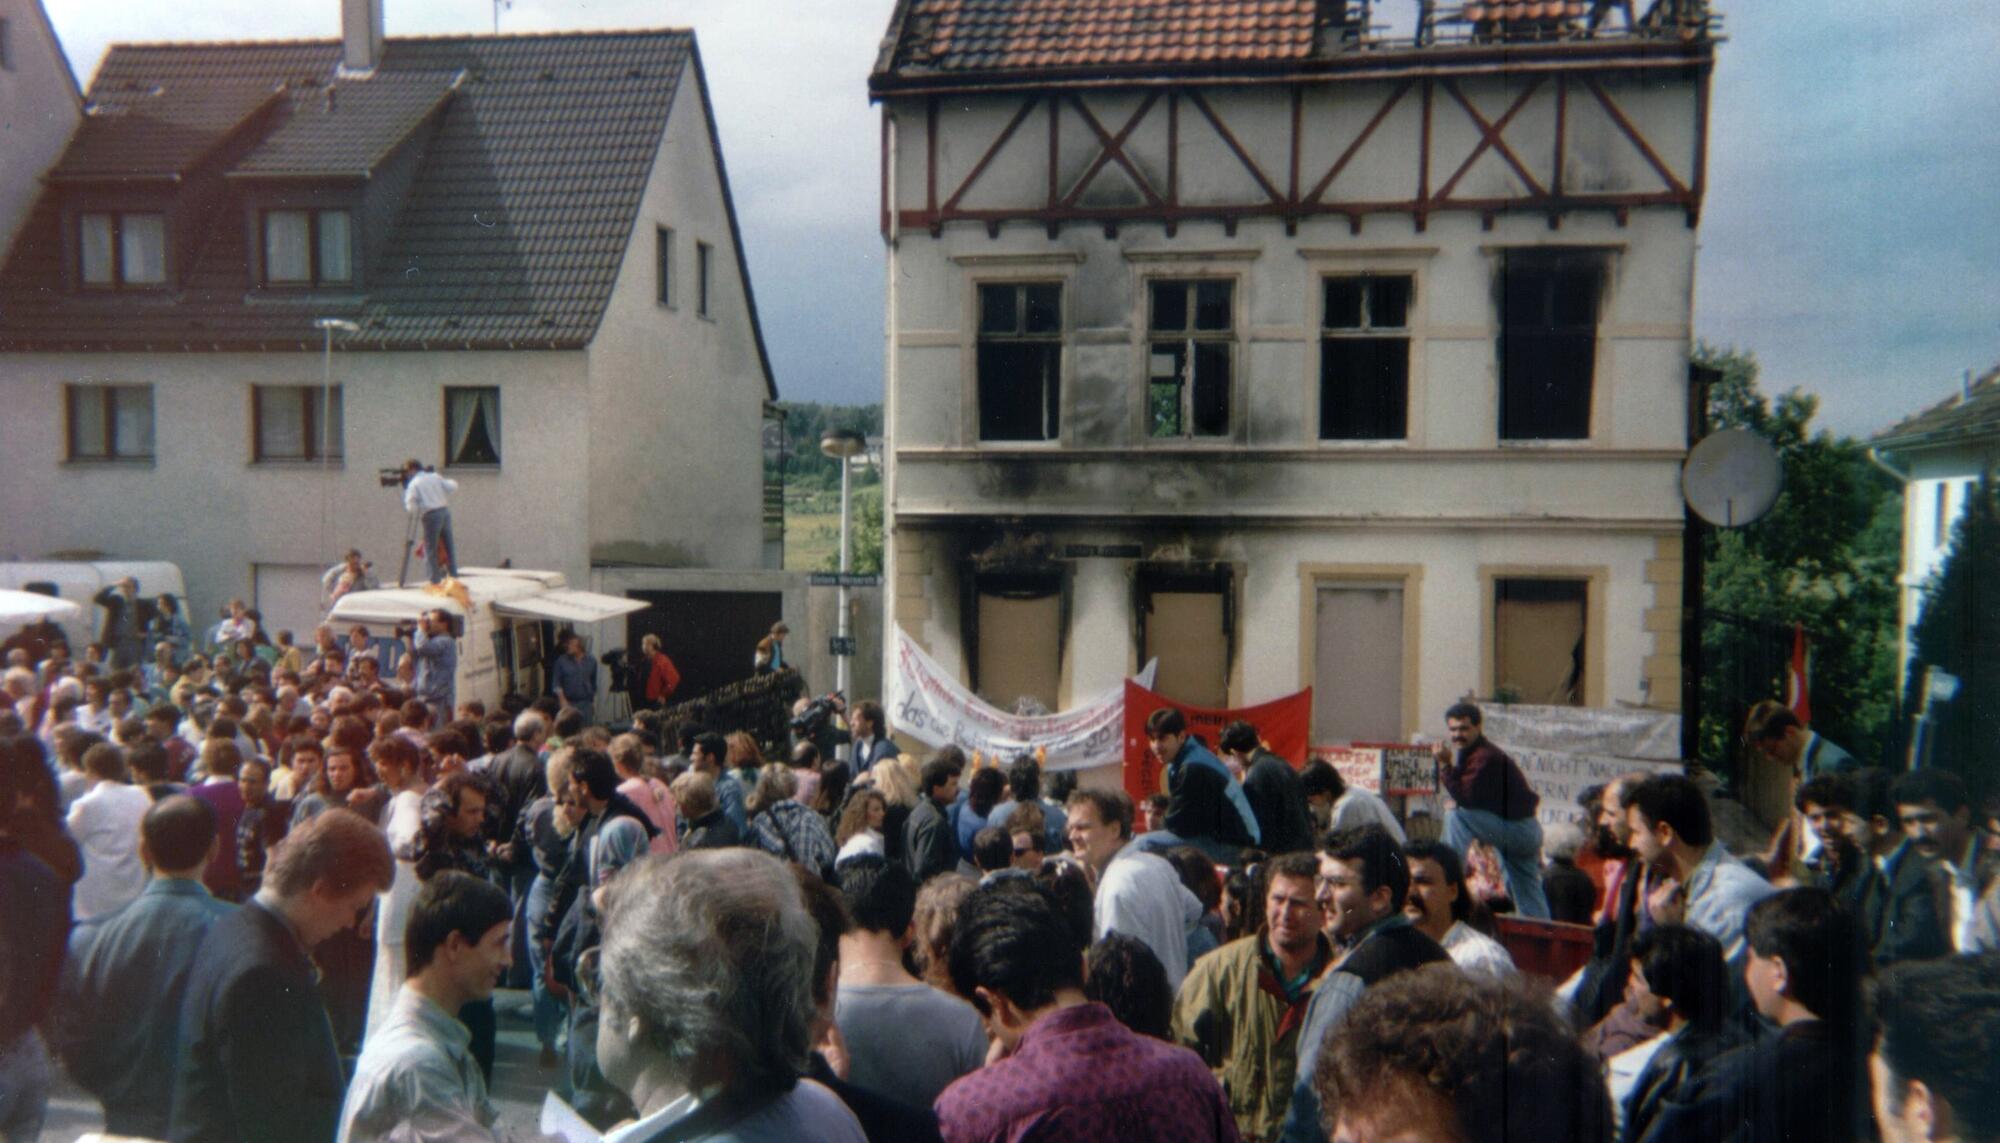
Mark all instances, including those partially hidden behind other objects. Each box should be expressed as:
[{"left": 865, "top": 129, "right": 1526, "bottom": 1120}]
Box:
[
  {"left": 0, "top": 0, "right": 778, "bottom": 641},
  {"left": 0, "top": 0, "right": 82, "bottom": 252},
  {"left": 1870, "top": 367, "right": 2000, "bottom": 685}
]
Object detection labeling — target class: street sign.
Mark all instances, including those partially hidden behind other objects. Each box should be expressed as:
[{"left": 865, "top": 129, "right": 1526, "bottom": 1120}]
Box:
[
  {"left": 809, "top": 573, "right": 881, "bottom": 588},
  {"left": 829, "top": 636, "right": 857, "bottom": 657}
]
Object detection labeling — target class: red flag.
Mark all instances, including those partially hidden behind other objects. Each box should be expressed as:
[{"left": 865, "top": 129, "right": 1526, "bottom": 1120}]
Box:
[
  {"left": 1787, "top": 624, "right": 1811, "bottom": 723},
  {"left": 1121, "top": 681, "right": 1312, "bottom": 805}
]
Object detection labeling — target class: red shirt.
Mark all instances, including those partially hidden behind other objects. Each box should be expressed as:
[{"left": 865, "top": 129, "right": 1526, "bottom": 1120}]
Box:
[
  {"left": 934, "top": 1002, "right": 1240, "bottom": 1143},
  {"left": 644, "top": 651, "right": 681, "bottom": 704}
]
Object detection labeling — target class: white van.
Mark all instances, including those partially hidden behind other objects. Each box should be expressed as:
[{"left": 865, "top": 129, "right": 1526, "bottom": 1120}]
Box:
[
  {"left": 0, "top": 559, "right": 188, "bottom": 653},
  {"left": 327, "top": 568, "right": 645, "bottom": 712}
]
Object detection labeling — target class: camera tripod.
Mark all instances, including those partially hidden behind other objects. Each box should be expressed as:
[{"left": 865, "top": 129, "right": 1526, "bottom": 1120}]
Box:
[{"left": 398, "top": 508, "right": 420, "bottom": 586}]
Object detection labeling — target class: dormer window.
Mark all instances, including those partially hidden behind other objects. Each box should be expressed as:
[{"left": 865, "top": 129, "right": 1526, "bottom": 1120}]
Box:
[
  {"left": 263, "top": 209, "right": 352, "bottom": 287},
  {"left": 79, "top": 212, "right": 166, "bottom": 289}
]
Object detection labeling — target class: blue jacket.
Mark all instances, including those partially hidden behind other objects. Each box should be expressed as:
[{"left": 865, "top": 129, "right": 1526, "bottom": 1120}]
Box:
[
  {"left": 55, "top": 878, "right": 234, "bottom": 1139},
  {"left": 411, "top": 628, "right": 458, "bottom": 711},
  {"left": 552, "top": 653, "right": 597, "bottom": 704},
  {"left": 1167, "top": 737, "right": 1262, "bottom": 847}
]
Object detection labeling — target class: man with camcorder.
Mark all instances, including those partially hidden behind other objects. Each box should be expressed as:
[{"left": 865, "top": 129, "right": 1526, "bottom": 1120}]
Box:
[{"left": 399, "top": 458, "right": 460, "bottom": 584}]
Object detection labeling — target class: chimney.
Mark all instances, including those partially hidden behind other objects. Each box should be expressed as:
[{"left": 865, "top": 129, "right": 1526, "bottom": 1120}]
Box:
[{"left": 341, "top": 0, "right": 384, "bottom": 73}]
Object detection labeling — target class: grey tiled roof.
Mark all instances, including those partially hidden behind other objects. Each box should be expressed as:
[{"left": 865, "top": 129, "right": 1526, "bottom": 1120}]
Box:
[
  {"left": 1873, "top": 368, "right": 2000, "bottom": 451},
  {"left": 0, "top": 29, "right": 777, "bottom": 392},
  {"left": 232, "top": 69, "right": 464, "bottom": 178}
]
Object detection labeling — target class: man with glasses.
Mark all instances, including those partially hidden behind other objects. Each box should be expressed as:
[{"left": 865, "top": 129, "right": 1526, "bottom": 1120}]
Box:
[
  {"left": 1276, "top": 825, "right": 1448, "bottom": 1143},
  {"left": 1173, "top": 851, "right": 1332, "bottom": 1143}
]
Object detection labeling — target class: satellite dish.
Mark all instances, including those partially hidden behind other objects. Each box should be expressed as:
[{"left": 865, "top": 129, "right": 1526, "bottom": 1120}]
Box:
[{"left": 1682, "top": 429, "right": 1782, "bottom": 527}]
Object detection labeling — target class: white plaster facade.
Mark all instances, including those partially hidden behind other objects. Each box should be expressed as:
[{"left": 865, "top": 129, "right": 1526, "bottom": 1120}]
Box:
[
  {"left": 0, "top": 0, "right": 79, "bottom": 251},
  {"left": 875, "top": 39, "right": 1707, "bottom": 749}
]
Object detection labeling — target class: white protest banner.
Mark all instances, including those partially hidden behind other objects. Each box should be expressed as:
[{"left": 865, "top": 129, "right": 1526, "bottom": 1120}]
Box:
[
  {"left": 1495, "top": 747, "right": 1682, "bottom": 829},
  {"left": 1480, "top": 703, "right": 1681, "bottom": 761},
  {"left": 889, "top": 626, "right": 1156, "bottom": 772}
]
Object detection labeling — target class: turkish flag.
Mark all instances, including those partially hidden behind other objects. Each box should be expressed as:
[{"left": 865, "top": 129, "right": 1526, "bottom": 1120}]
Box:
[{"left": 1122, "top": 681, "right": 1313, "bottom": 805}]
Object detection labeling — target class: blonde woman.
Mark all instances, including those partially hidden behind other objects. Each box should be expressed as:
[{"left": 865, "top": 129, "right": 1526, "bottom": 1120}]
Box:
[{"left": 871, "top": 754, "right": 922, "bottom": 866}]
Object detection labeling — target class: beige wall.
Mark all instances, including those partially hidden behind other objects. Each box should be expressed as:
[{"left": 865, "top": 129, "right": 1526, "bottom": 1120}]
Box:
[
  {"left": 0, "top": 349, "right": 591, "bottom": 628},
  {"left": 0, "top": 0, "right": 80, "bottom": 251},
  {"left": 586, "top": 57, "right": 767, "bottom": 571}
]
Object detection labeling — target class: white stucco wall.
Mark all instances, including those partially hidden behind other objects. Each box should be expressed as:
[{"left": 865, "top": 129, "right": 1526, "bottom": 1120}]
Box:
[
  {"left": 1890, "top": 442, "right": 2000, "bottom": 682},
  {"left": 0, "top": 0, "right": 80, "bottom": 252},
  {"left": 0, "top": 349, "right": 590, "bottom": 628},
  {"left": 585, "top": 57, "right": 767, "bottom": 571}
]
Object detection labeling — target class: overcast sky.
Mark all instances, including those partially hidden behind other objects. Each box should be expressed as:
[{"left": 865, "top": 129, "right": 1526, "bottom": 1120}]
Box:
[{"left": 41, "top": 0, "right": 2000, "bottom": 438}]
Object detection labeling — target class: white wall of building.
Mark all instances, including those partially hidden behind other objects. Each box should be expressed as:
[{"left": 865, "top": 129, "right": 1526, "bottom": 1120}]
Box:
[
  {"left": 586, "top": 55, "right": 768, "bottom": 572},
  {"left": 0, "top": 0, "right": 79, "bottom": 252},
  {"left": 0, "top": 349, "right": 591, "bottom": 630}
]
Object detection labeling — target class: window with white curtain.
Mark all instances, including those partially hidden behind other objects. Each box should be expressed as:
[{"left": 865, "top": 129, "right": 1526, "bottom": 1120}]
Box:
[{"left": 445, "top": 387, "right": 501, "bottom": 467}]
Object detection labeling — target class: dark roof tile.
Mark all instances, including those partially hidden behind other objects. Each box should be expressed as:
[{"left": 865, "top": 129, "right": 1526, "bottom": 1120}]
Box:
[
  {"left": 0, "top": 31, "right": 727, "bottom": 359},
  {"left": 1873, "top": 368, "right": 2000, "bottom": 450}
]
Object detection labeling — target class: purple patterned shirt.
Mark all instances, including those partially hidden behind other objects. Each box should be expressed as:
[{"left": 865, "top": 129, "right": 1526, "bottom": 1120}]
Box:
[{"left": 934, "top": 1002, "right": 1242, "bottom": 1143}]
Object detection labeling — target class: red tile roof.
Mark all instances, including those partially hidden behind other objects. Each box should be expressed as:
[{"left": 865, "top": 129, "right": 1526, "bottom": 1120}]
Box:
[{"left": 875, "top": 0, "right": 1321, "bottom": 81}]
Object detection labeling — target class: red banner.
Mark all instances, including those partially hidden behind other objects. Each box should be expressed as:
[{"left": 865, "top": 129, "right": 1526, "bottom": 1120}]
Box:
[{"left": 1122, "top": 681, "right": 1313, "bottom": 805}]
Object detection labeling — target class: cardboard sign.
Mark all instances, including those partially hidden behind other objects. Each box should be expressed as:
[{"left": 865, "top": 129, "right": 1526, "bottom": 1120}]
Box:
[{"left": 1379, "top": 745, "right": 1437, "bottom": 797}]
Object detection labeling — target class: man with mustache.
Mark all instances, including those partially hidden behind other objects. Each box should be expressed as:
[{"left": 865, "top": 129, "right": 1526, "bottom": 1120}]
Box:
[{"left": 1890, "top": 767, "right": 1999, "bottom": 955}]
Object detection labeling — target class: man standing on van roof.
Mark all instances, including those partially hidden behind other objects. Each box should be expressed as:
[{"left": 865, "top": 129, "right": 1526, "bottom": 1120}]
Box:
[{"left": 401, "top": 460, "right": 459, "bottom": 585}]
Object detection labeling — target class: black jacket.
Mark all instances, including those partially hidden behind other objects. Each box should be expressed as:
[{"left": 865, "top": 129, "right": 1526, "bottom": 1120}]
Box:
[
  {"left": 1621, "top": 1023, "right": 1745, "bottom": 1143},
  {"left": 1639, "top": 1020, "right": 1868, "bottom": 1143},
  {"left": 488, "top": 743, "right": 549, "bottom": 869},
  {"left": 905, "top": 795, "right": 959, "bottom": 883},
  {"left": 1165, "top": 744, "right": 1255, "bottom": 849},
  {"left": 169, "top": 900, "right": 345, "bottom": 1143},
  {"left": 810, "top": 1053, "right": 945, "bottom": 1143},
  {"left": 1876, "top": 841, "right": 1950, "bottom": 964},
  {"left": 1241, "top": 749, "right": 1315, "bottom": 855},
  {"left": 685, "top": 808, "right": 742, "bottom": 850}
]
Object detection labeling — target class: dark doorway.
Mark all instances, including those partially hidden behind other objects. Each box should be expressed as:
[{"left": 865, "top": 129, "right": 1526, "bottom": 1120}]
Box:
[{"left": 625, "top": 590, "right": 783, "bottom": 705}]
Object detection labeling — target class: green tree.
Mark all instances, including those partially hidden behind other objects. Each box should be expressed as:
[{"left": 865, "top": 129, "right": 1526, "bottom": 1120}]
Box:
[
  {"left": 1695, "top": 345, "right": 1900, "bottom": 776},
  {"left": 1902, "top": 473, "right": 2000, "bottom": 798}
]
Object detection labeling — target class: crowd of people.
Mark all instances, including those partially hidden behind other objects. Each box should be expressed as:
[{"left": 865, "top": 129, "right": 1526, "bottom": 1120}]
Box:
[{"left": 1, "top": 599, "right": 1998, "bottom": 1143}]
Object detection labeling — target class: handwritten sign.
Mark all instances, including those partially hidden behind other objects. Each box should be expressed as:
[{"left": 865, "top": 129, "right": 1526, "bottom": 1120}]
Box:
[{"left": 1380, "top": 746, "right": 1436, "bottom": 797}]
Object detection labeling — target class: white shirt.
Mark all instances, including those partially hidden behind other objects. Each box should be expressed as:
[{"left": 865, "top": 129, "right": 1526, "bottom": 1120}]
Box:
[
  {"left": 1440, "top": 920, "right": 1517, "bottom": 981},
  {"left": 1095, "top": 844, "right": 1203, "bottom": 994},
  {"left": 1947, "top": 848, "right": 1981, "bottom": 953},
  {"left": 67, "top": 781, "right": 152, "bottom": 921},
  {"left": 1332, "top": 787, "right": 1407, "bottom": 843},
  {"left": 836, "top": 829, "right": 885, "bottom": 866},
  {"left": 1607, "top": 1031, "right": 1671, "bottom": 1137},
  {"left": 403, "top": 470, "right": 458, "bottom": 514}
]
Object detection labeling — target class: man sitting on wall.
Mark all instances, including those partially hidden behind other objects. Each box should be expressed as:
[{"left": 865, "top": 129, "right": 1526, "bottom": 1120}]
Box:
[{"left": 1140, "top": 707, "right": 1259, "bottom": 863}]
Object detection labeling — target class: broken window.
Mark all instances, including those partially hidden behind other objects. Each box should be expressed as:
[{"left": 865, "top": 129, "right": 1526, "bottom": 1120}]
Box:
[
  {"left": 1320, "top": 275, "right": 1411, "bottom": 440},
  {"left": 1499, "top": 250, "right": 1604, "bottom": 440},
  {"left": 1493, "top": 577, "right": 1586, "bottom": 705},
  {"left": 445, "top": 386, "right": 501, "bottom": 467},
  {"left": 1148, "top": 279, "right": 1233, "bottom": 438},
  {"left": 968, "top": 570, "right": 1065, "bottom": 712},
  {"left": 977, "top": 282, "right": 1062, "bottom": 442}
]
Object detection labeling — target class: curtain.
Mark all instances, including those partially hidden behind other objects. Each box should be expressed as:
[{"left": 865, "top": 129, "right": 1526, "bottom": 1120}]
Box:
[
  {"left": 79, "top": 215, "right": 115, "bottom": 285},
  {"left": 448, "top": 388, "right": 500, "bottom": 465},
  {"left": 264, "top": 211, "right": 310, "bottom": 283},
  {"left": 120, "top": 215, "right": 166, "bottom": 284}
]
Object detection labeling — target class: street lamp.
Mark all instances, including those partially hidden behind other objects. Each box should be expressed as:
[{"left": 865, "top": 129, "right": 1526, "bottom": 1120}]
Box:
[
  {"left": 313, "top": 317, "right": 360, "bottom": 468},
  {"left": 820, "top": 427, "right": 867, "bottom": 705}
]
